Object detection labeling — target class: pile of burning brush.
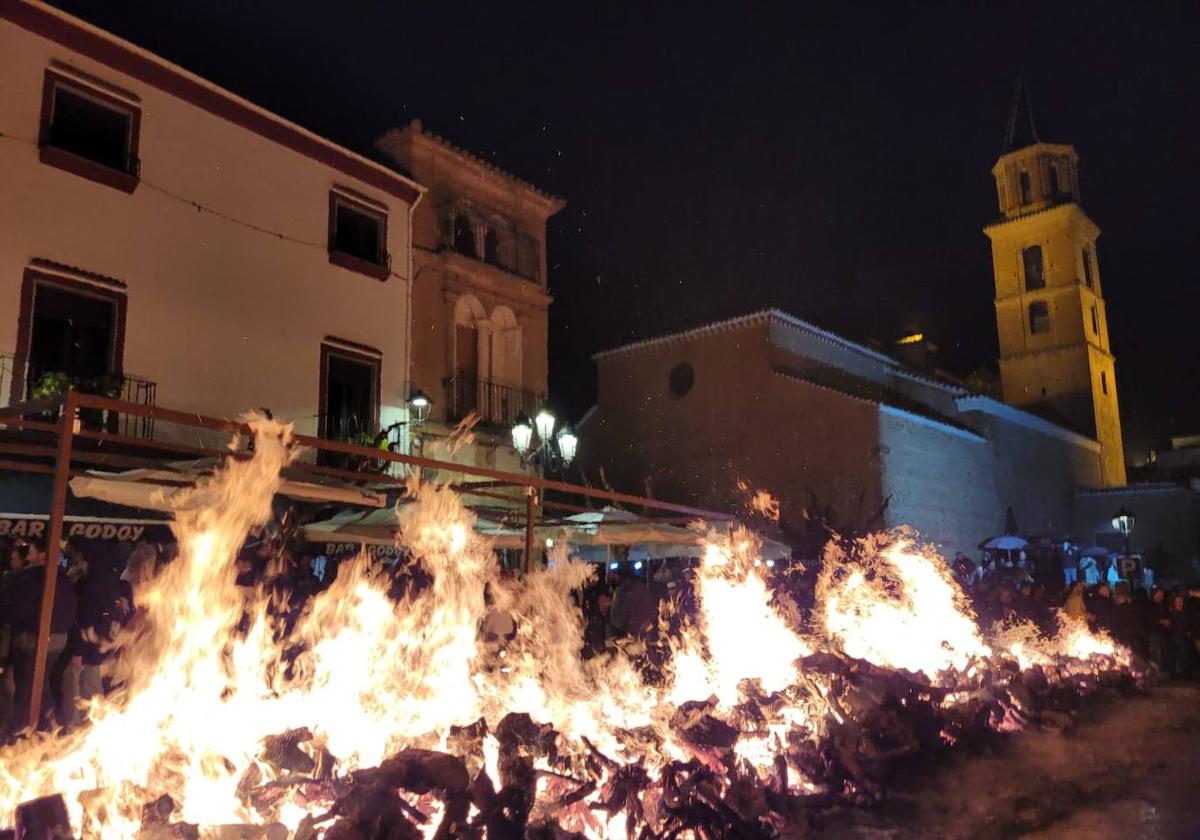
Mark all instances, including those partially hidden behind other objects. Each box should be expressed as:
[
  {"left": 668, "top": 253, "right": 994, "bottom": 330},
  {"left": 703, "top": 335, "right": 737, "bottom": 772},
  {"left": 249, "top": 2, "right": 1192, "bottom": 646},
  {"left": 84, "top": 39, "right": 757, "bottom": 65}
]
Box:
[{"left": 0, "top": 418, "right": 1137, "bottom": 839}]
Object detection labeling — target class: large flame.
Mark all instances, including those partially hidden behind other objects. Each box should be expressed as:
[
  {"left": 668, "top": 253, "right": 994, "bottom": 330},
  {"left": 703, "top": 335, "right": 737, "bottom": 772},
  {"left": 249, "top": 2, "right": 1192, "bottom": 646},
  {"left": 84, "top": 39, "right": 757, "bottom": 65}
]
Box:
[
  {"left": 0, "top": 427, "right": 1133, "bottom": 837},
  {"left": 817, "top": 535, "right": 992, "bottom": 678}
]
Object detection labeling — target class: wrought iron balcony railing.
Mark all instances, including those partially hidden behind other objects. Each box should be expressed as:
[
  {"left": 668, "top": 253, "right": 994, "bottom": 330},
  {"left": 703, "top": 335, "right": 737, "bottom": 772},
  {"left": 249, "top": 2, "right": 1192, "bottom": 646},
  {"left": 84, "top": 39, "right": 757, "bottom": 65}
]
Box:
[
  {"left": 0, "top": 355, "right": 157, "bottom": 438},
  {"left": 443, "top": 376, "right": 541, "bottom": 430},
  {"left": 436, "top": 208, "right": 541, "bottom": 283}
]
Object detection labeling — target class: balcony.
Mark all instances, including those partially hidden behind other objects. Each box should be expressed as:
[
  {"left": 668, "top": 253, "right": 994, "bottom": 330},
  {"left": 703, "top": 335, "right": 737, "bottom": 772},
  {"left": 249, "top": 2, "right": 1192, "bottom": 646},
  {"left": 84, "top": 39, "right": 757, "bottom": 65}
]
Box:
[
  {"left": 0, "top": 355, "right": 157, "bottom": 438},
  {"left": 436, "top": 208, "right": 541, "bottom": 283},
  {"left": 443, "top": 376, "right": 541, "bottom": 431}
]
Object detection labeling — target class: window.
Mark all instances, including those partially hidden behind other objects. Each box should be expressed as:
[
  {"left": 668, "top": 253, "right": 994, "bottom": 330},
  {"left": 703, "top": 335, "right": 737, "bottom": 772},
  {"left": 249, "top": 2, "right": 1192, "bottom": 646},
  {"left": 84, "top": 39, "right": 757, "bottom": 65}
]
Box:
[
  {"left": 1019, "top": 171, "right": 1032, "bottom": 204},
  {"left": 454, "top": 215, "right": 475, "bottom": 257},
  {"left": 668, "top": 363, "right": 695, "bottom": 398},
  {"left": 1022, "top": 245, "right": 1045, "bottom": 291},
  {"left": 1091, "top": 304, "right": 1100, "bottom": 335},
  {"left": 1029, "top": 301, "right": 1050, "bottom": 335},
  {"left": 13, "top": 268, "right": 127, "bottom": 406},
  {"left": 319, "top": 341, "right": 380, "bottom": 444},
  {"left": 1048, "top": 165, "right": 1060, "bottom": 197},
  {"left": 328, "top": 190, "right": 389, "bottom": 280},
  {"left": 1082, "top": 247, "right": 1094, "bottom": 288},
  {"left": 39, "top": 69, "right": 140, "bottom": 192},
  {"left": 484, "top": 228, "right": 500, "bottom": 264},
  {"left": 1100, "top": 371, "right": 1108, "bottom": 395}
]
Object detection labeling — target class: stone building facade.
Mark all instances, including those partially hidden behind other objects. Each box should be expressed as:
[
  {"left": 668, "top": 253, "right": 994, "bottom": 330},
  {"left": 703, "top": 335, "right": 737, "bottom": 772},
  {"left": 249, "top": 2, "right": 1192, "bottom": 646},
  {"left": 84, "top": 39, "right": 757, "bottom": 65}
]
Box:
[
  {"left": 583, "top": 311, "right": 1104, "bottom": 560},
  {"left": 376, "top": 120, "right": 565, "bottom": 474}
]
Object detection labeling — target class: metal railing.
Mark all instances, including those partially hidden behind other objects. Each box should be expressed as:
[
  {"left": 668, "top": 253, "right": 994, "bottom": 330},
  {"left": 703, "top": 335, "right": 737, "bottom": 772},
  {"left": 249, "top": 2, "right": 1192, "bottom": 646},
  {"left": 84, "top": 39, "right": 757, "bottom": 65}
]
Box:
[
  {"left": 0, "top": 355, "right": 156, "bottom": 437},
  {"left": 436, "top": 208, "right": 541, "bottom": 282},
  {"left": 444, "top": 375, "right": 541, "bottom": 430}
]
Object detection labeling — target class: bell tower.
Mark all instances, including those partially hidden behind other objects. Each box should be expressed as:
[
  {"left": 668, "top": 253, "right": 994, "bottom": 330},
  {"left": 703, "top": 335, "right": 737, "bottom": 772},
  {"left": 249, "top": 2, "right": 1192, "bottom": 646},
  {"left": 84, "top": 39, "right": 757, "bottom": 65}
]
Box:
[{"left": 983, "top": 84, "right": 1126, "bottom": 486}]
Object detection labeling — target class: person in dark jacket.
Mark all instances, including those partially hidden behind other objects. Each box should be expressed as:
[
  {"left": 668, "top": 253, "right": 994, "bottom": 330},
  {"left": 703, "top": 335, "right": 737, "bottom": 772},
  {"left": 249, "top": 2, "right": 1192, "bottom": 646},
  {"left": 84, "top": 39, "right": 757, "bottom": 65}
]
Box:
[
  {"left": 1165, "top": 593, "right": 1196, "bottom": 678},
  {"left": 1146, "top": 587, "right": 1170, "bottom": 670},
  {"left": 69, "top": 543, "right": 135, "bottom": 722},
  {"left": 1, "top": 541, "right": 77, "bottom": 732}
]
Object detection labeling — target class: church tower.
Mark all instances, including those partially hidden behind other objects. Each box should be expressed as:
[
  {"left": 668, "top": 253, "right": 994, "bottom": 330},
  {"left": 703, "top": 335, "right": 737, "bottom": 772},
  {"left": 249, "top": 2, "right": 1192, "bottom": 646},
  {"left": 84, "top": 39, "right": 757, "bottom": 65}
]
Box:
[{"left": 983, "top": 85, "right": 1126, "bottom": 486}]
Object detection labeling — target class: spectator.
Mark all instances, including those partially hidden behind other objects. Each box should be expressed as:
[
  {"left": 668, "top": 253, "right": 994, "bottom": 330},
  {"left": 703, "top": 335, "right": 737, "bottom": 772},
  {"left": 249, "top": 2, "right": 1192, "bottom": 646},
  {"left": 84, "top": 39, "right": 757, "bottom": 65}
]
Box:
[
  {"left": 582, "top": 590, "right": 612, "bottom": 659},
  {"left": 1147, "top": 587, "right": 1169, "bottom": 670},
  {"left": 1166, "top": 593, "right": 1194, "bottom": 678},
  {"left": 1089, "top": 583, "right": 1114, "bottom": 632},
  {"left": 1057, "top": 547, "right": 1076, "bottom": 587},
  {"left": 1063, "top": 580, "right": 1087, "bottom": 622},
  {"left": 0, "top": 541, "right": 77, "bottom": 732},
  {"left": 67, "top": 543, "right": 136, "bottom": 727},
  {"left": 1108, "top": 584, "right": 1144, "bottom": 657}
]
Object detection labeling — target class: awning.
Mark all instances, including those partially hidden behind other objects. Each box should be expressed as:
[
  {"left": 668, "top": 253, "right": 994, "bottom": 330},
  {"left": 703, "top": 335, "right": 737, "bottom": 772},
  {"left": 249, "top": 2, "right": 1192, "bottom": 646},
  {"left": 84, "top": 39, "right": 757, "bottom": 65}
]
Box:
[
  {"left": 302, "top": 504, "right": 525, "bottom": 549},
  {"left": 69, "top": 460, "right": 388, "bottom": 512},
  {"left": 0, "top": 471, "right": 171, "bottom": 542},
  {"left": 300, "top": 505, "right": 794, "bottom": 562}
]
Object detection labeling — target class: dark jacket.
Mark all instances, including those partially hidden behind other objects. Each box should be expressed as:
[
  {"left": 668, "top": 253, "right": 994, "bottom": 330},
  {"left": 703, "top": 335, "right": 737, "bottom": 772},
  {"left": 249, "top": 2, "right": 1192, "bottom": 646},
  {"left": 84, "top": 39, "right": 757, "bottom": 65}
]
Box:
[
  {"left": 74, "top": 565, "right": 134, "bottom": 665},
  {"left": 1, "top": 564, "right": 77, "bottom": 635}
]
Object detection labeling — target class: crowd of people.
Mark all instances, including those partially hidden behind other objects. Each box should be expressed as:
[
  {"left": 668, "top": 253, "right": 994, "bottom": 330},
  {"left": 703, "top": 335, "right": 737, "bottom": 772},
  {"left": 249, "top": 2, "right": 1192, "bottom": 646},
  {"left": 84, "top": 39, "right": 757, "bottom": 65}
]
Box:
[
  {"left": 954, "top": 552, "right": 1200, "bottom": 677},
  {"left": 0, "top": 537, "right": 155, "bottom": 737}
]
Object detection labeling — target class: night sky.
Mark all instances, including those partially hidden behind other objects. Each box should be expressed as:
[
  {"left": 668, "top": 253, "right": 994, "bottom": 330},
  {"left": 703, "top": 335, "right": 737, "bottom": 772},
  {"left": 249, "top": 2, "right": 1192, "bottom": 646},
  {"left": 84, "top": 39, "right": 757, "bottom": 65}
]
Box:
[{"left": 51, "top": 1, "right": 1200, "bottom": 461}]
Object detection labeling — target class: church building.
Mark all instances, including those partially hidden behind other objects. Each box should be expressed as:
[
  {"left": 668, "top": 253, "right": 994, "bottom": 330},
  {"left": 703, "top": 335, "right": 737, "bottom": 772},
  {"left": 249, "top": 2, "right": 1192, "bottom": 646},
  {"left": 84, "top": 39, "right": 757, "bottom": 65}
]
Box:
[{"left": 581, "top": 91, "right": 1199, "bottom": 569}]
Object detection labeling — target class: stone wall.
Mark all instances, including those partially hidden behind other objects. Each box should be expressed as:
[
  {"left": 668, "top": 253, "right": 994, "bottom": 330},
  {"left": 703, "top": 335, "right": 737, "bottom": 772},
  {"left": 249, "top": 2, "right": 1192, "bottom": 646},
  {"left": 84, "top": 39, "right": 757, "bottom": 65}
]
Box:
[
  {"left": 585, "top": 319, "right": 884, "bottom": 535},
  {"left": 878, "top": 409, "right": 999, "bottom": 561}
]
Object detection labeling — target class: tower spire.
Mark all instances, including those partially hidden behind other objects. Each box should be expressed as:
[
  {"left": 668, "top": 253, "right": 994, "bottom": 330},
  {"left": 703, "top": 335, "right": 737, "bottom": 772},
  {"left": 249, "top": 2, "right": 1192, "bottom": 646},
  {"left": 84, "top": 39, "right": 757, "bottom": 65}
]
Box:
[{"left": 1002, "top": 72, "right": 1041, "bottom": 154}]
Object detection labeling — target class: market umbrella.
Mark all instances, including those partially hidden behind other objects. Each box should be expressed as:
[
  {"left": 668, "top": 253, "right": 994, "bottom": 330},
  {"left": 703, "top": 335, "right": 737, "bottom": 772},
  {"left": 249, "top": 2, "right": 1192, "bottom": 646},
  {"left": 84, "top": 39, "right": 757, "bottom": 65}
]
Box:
[
  {"left": 979, "top": 535, "right": 1029, "bottom": 551},
  {"left": 1076, "top": 545, "right": 1110, "bottom": 559}
]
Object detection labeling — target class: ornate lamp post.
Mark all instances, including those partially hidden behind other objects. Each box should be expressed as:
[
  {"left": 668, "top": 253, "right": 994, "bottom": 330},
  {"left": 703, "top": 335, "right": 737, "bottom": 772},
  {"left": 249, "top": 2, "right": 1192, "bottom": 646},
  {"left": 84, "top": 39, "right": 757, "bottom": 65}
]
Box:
[
  {"left": 510, "top": 406, "right": 578, "bottom": 470},
  {"left": 1111, "top": 506, "right": 1135, "bottom": 557},
  {"left": 510, "top": 406, "right": 578, "bottom": 573}
]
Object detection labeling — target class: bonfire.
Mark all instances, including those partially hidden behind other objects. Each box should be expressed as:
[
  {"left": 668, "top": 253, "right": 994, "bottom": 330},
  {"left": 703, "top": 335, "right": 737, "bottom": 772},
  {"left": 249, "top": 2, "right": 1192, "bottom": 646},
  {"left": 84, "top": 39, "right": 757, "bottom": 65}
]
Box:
[{"left": 0, "top": 418, "right": 1135, "bottom": 838}]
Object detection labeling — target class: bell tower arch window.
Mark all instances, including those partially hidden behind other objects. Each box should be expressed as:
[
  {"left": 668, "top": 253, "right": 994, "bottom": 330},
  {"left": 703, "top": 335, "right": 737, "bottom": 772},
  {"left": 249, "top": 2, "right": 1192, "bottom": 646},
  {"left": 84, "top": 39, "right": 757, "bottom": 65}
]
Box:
[
  {"left": 1028, "top": 300, "right": 1050, "bottom": 335},
  {"left": 1019, "top": 171, "right": 1032, "bottom": 205},
  {"left": 1022, "top": 245, "right": 1045, "bottom": 291}
]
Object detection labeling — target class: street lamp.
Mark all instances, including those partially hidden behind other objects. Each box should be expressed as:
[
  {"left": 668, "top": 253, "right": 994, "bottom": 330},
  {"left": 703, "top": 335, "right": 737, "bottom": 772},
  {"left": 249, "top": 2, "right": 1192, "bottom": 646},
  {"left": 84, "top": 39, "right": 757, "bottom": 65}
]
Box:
[
  {"left": 511, "top": 406, "right": 577, "bottom": 468},
  {"left": 1111, "top": 506, "right": 1135, "bottom": 562},
  {"left": 407, "top": 389, "right": 432, "bottom": 425},
  {"left": 511, "top": 413, "right": 534, "bottom": 456},
  {"left": 374, "top": 389, "right": 433, "bottom": 453},
  {"left": 1111, "top": 507, "right": 1134, "bottom": 536}
]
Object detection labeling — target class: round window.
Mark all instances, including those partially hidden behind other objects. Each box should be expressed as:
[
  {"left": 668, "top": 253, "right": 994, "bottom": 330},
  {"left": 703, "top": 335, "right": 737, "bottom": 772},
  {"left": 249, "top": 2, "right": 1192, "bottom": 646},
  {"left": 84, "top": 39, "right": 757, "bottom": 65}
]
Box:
[{"left": 667, "top": 363, "right": 695, "bottom": 398}]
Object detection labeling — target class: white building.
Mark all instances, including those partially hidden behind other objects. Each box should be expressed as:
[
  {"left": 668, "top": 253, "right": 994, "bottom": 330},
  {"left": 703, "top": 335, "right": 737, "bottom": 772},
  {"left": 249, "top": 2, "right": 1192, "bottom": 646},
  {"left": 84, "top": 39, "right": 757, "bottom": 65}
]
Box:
[{"left": 0, "top": 1, "right": 424, "bottom": 446}]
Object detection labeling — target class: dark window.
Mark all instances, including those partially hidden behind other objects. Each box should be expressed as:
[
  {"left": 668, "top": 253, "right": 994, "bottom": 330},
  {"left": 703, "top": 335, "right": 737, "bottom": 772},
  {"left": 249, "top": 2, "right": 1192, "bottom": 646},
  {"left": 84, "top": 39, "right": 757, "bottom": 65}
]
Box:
[
  {"left": 332, "top": 198, "right": 385, "bottom": 265},
  {"left": 1048, "top": 165, "right": 1060, "bottom": 197},
  {"left": 1029, "top": 301, "right": 1050, "bottom": 335},
  {"left": 454, "top": 215, "right": 475, "bottom": 257},
  {"left": 320, "top": 345, "right": 379, "bottom": 442},
  {"left": 44, "top": 81, "right": 136, "bottom": 174},
  {"left": 1082, "top": 247, "right": 1094, "bottom": 288},
  {"left": 1100, "top": 371, "right": 1108, "bottom": 396},
  {"left": 484, "top": 228, "right": 500, "bottom": 264},
  {"left": 1022, "top": 245, "right": 1045, "bottom": 291},
  {"left": 27, "top": 282, "right": 118, "bottom": 393},
  {"left": 668, "top": 363, "right": 695, "bottom": 398},
  {"left": 1091, "top": 304, "right": 1100, "bottom": 335},
  {"left": 1019, "top": 171, "right": 1032, "bottom": 204}
]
